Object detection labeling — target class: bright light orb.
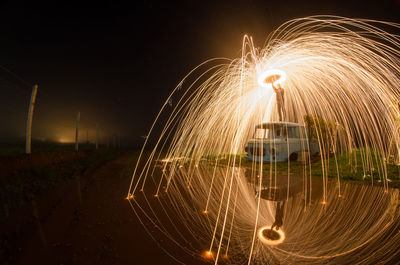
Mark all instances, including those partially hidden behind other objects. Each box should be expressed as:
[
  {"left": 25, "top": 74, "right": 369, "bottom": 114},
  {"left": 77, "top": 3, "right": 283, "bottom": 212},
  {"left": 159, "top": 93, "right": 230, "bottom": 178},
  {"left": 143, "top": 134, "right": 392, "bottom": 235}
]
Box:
[
  {"left": 202, "top": 250, "right": 214, "bottom": 260},
  {"left": 257, "top": 226, "right": 286, "bottom": 246},
  {"left": 257, "top": 69, "right": 287, "bottom": 89}
]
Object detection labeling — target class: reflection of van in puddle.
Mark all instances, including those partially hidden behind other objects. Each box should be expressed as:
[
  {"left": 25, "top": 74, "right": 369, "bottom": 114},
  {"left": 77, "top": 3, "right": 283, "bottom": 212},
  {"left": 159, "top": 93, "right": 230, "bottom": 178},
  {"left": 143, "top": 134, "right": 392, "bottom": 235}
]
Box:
[{"left": 245, "top": 122, "right": 319, "bottom": 162}]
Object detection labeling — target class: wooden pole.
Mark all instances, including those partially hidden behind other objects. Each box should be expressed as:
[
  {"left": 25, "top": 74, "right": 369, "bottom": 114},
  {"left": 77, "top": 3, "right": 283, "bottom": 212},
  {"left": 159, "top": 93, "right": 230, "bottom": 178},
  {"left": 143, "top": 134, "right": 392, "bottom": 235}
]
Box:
[
  {"left": 96, "top": 124, "right": 99, "bottom": 149},
  {"left": 75, "top": 112, "right": 80, "bottom": 152},
  {"left": 26, "top": 85, "right": 38, "bottom": 154}
]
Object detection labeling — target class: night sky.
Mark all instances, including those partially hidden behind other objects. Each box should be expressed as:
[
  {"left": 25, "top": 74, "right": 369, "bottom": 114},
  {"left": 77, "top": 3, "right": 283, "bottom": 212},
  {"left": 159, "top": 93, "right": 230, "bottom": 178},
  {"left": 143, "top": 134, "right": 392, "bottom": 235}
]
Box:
[{"left": 1, "top": 0, "right": 400, "bottom": 145}]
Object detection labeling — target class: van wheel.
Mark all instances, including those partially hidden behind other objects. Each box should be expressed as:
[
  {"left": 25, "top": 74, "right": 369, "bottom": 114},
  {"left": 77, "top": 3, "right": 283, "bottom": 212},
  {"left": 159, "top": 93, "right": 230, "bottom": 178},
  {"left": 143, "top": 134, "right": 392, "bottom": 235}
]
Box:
[{"left": 289, "top": 152, "right": 298, "bottom": 162}]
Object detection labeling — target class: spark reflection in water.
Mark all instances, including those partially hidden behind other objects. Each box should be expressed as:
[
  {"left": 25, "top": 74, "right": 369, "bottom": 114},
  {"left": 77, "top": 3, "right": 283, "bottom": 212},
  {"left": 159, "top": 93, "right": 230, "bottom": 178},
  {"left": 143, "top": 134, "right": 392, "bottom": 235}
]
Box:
[{"left": 128, "top": 16, "right": 400, "bottom": 264}]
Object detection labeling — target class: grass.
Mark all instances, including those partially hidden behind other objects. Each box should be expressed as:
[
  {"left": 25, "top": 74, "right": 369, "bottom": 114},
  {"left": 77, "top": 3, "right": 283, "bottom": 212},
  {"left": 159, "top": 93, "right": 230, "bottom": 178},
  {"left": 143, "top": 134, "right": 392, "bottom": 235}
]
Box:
[{"left": 206, "top": 149, "right": 400, "bottom": 187}]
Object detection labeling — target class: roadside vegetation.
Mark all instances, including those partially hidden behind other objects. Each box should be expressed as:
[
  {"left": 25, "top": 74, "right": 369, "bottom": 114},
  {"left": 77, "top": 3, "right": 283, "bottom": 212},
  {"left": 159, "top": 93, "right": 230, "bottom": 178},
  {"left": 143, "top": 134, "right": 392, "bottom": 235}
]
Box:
[{"left": 205, "top": 149, "right": 400, "bottom": 188}]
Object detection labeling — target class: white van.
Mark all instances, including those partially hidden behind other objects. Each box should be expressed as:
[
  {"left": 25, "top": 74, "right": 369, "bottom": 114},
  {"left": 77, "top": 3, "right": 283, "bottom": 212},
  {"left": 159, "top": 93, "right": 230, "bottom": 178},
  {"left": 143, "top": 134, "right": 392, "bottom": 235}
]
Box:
[{"left": 245, "top": 122, "right": 319, "bottom": 162}]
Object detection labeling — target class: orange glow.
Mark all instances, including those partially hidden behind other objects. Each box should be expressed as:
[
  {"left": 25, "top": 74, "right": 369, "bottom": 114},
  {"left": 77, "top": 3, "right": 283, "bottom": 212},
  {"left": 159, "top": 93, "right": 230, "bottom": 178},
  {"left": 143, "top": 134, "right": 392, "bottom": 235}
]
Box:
[
  {"left": 258, "top": 226, "right": 286, "bottom": 246},
  {"left": 58, "top": 137, "right": 73, "bottom": 143},
  {"left": 125, "top": 194, "right": 134, "bottom": 200},
  {"left": 202, "top": 250, "right": 214, "bottom": 260},
  {"left": 257, "top": 69, "right": 287, "bottom": 89}
]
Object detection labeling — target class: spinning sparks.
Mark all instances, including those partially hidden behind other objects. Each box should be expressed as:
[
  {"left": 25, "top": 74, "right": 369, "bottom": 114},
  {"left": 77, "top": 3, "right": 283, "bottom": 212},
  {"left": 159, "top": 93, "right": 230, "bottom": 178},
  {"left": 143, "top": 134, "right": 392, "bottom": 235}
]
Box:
[
  {"left": 257, "top": 226, "right": 286, "bottom": 246},
  {"left": 257, "top": 69, "right": 287, "bottom": 90},
  {"left": 128, "top": 16, "right": 400, "bottom": 264}
]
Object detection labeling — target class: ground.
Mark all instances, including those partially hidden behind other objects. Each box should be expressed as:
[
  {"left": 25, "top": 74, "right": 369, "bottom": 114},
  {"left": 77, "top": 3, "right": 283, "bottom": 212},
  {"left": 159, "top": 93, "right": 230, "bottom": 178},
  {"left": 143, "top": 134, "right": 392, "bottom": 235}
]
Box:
[
  {"left": 0, "top": 152, "right": 206, "bottom": 265},
  {"left": 2, "top": 150, "right": 399, "bottom": 264}
]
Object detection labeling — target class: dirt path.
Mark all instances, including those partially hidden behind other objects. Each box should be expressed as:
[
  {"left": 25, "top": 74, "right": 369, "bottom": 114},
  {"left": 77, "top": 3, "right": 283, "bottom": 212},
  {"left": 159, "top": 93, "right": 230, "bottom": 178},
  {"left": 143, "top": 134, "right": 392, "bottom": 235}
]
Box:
[{"left": 10, "top": 153, "right": 199, "bottom": 265}]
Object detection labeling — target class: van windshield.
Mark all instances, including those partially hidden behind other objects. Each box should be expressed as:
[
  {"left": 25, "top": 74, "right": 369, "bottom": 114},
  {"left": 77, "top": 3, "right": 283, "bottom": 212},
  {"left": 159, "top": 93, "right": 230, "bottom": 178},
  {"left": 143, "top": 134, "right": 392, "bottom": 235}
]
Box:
[
  {"left": 254, "top": 124, "right": 302, "bottom": 139},
  {"left": 254, "top": 125, "right": 287, "bottom": 139}
]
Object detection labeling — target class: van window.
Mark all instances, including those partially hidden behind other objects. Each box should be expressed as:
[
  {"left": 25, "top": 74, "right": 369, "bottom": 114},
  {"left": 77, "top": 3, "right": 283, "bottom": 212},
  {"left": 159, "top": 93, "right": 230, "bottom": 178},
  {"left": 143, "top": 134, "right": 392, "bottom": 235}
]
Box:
[
  {"left": 254, "top": 124, "right": 304, "bottom": 139},
  {"left": 288, "top": 127, "right": 299, "bottom": 138},
  {"left": 266, "top": 126, "right": 286, "bottom": 139},
  {"left": 282, "top": 126, "right": 288, "bottom": 137},
  {"left": 299, "top": 127, "right": 307, "bottom": 138},
  {"left": 275, "top": 127, "right": 282, "bottom": 137},
  {"left": 254, "top": 128, "right": 265, "bottom": 138}
]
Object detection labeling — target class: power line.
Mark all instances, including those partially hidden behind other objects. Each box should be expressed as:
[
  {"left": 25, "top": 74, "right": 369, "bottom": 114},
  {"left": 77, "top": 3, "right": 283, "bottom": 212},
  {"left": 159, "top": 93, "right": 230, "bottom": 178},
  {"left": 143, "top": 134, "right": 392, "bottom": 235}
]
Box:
[{"left": 0, "top": 64, "right": 32, "bottom": 92}]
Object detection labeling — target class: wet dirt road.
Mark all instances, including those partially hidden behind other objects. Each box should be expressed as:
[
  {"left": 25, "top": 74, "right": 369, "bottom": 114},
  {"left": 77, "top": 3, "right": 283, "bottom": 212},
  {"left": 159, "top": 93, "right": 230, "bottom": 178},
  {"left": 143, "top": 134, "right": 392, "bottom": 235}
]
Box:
[{"left": 8, "top": 152, "right": 203, "bottom": 265}]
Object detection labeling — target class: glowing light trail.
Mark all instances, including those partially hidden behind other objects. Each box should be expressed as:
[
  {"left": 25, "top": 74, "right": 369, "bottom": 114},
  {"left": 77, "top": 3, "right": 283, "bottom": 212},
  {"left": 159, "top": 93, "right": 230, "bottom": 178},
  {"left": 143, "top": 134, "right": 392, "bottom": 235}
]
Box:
[
  {"left": 257, "top": 226, "right": 286, "bottom": 246},
  {"left": 257, "top": 69, "right": 287, "bottom": 89},
  {"left": 128, "top": 16, "right": 400, "bottom": 264}
]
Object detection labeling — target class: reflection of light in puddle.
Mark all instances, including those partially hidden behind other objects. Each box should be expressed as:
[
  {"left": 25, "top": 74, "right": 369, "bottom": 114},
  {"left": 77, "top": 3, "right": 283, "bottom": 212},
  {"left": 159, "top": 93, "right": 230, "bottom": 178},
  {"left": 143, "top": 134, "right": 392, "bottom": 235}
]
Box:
[
  {"left": 258, "top": 226, "right": 285, "bottom": 246},
  {"left": 202, "top": 250, "right": 214, "bottom": 260}
]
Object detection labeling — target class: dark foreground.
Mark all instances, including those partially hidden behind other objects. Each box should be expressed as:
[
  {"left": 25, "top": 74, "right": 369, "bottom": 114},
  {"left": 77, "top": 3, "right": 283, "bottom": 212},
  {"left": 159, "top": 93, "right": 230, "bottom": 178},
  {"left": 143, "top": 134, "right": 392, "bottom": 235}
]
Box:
[
  {"left": 0, "top": 152, "right": 205, "bottom": 265},
  {"left": 4, "top": 151, "right": 399, "bottom": 264}
]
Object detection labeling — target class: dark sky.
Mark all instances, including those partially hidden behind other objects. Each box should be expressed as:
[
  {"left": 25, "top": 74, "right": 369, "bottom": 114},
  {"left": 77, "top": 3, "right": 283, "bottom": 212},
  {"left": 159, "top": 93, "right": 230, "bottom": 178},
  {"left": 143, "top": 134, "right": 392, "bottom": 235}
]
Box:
[{"left": 1, "top": 0, "right": 400, "bottom": 144}]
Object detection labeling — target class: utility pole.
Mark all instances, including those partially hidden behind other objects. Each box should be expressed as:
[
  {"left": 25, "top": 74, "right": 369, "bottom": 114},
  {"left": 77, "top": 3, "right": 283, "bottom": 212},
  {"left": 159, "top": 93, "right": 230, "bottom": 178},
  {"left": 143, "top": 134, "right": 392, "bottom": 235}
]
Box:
[
  {"left": 26, "top": 85, "right": 38, "bottom": 154},
  {"left": 75, "top": 112, "right": 80, "bottom": 152},
  {"left": 96, "top": 124, "right": 99, "bottom": 149}
]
